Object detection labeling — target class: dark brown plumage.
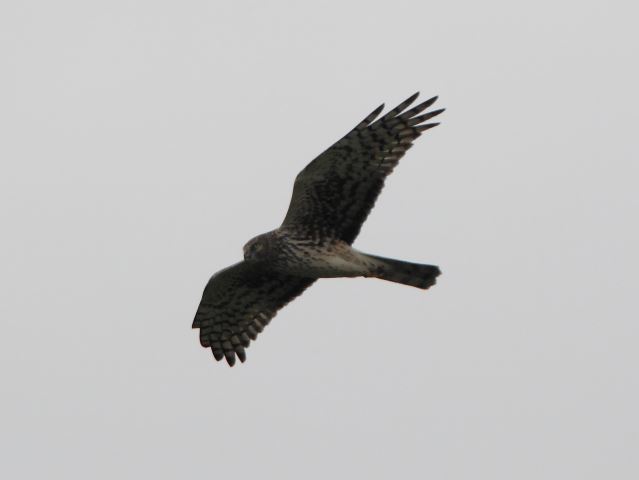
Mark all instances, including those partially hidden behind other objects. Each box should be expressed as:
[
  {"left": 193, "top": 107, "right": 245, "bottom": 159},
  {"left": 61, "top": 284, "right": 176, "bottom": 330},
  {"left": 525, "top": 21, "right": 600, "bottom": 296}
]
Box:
[{"left": 194, "top": 93, "right": 444, "bottom": 365}]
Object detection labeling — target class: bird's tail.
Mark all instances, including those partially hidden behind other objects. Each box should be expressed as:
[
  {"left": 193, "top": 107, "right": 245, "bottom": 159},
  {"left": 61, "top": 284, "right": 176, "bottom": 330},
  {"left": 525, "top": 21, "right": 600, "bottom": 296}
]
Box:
[{"left": 365, "top": 254, "right": 441, "bottom": 290}]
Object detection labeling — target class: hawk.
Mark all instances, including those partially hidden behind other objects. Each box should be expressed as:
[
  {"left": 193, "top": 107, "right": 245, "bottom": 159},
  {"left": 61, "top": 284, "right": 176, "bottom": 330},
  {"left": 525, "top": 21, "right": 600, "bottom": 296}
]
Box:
[{"left": 193, "top": 93, "right": 444, "bottom": 365}]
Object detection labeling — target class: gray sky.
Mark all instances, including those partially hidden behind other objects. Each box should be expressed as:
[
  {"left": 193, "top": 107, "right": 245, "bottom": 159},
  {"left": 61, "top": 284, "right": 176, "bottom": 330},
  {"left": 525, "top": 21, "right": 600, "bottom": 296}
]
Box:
[{"left": 2, "top": 1, "right": 638, "bottom": 478}]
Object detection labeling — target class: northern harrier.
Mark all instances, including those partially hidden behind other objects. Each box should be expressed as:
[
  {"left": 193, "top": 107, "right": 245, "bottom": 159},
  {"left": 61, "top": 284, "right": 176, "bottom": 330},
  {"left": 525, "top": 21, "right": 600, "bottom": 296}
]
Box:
[{"left": 193, "top": 93, "right": 444, "bottom": 365}]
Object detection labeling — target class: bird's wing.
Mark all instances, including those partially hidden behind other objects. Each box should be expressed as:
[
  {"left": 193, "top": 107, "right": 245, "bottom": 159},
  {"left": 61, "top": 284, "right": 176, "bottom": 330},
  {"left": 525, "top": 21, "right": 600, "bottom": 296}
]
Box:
[
  {"left": 281, "top": 93, "right": 444, "bottom": 244},
  {"left": 192, "top": 261, "right": 315, "bottom": 366}
]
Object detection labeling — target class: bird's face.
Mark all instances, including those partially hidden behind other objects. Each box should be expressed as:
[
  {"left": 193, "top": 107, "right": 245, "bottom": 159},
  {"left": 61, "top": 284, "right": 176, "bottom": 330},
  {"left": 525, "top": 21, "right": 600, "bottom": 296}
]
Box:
[{"left": 243, "top": 235, "right": 268, "bottom": 261}]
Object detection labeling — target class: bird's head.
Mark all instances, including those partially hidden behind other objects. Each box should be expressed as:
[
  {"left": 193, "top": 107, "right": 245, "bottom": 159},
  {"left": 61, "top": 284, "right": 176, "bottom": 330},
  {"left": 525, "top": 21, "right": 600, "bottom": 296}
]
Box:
[{"left": 243, "top": 234, "right": 270, "bottom": 261}]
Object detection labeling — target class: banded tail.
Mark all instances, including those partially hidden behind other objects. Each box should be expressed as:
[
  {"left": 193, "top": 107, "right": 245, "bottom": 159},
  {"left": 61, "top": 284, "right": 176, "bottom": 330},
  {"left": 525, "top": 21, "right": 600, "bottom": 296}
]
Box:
[{"left": 366, "top": 254, "right": 441, "bottom": 290}]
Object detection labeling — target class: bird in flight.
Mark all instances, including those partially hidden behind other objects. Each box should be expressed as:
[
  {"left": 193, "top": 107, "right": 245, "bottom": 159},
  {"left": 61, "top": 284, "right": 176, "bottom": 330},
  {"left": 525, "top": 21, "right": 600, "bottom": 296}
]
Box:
[{"left": 193, "top": 93, "right": 444, "bottom": 365}]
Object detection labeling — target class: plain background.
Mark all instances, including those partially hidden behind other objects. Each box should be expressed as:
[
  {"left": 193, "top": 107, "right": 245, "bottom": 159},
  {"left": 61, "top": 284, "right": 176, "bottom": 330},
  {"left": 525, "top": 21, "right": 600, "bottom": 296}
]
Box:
[{"left": 2, "top": 1, "right": 637, "bottom": 478}]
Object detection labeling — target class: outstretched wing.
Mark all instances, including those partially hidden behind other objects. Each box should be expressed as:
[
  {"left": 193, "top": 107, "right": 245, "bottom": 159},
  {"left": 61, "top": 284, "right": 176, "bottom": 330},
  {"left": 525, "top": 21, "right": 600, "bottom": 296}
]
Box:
[
  {"left": 193, "top": 261, "right": 315, "bottom": 366},
  {"left": 281, "top": 93, "right": 444, "bottom": 244}
]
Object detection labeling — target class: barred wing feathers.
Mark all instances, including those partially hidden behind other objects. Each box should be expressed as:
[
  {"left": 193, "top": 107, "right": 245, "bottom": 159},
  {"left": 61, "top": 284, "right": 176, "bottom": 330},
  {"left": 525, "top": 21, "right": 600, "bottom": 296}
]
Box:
[
  {"left": 281, "top": 92, "right": 444, "bottom": 244},
  {"left": 193, "top": 261, "right": 316, "bottom": 366}
]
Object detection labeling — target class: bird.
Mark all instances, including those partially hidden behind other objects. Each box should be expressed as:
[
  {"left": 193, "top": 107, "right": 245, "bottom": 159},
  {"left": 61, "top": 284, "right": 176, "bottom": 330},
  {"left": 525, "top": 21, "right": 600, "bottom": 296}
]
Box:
[{"left": 193, "top": 92, "right": 444, "bottom": 366}]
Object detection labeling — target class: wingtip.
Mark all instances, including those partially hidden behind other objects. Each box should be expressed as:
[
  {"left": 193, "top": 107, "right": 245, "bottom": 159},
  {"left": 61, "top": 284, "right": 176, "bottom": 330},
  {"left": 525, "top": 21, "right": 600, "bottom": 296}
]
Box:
[
  {"left": 358, "top": 103, "right": 385, "bottom": 127},
  {"left": 402, "top": 92, "right": 420, "bottom": 108},
  {"left": 237, "top": 348, "right": 247, "bottom": 363},
  {"left": 212, "top": 349, "right": 225, "bottom": 361},
  {"left": 416, "top": 122, "right": 440, "bottom": 132},
  {"left": 425, "top": 95, "right": 438, "bottom": 107},
  {"left": 224, "top": 351, "right": 236, "bottom": 366}
]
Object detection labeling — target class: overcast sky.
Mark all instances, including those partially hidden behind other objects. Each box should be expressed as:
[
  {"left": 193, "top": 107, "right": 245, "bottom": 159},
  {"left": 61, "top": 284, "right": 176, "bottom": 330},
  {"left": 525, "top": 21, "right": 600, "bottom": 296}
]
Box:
[{"left": 2, "top": 1, "right": 638, "bottom": 479}]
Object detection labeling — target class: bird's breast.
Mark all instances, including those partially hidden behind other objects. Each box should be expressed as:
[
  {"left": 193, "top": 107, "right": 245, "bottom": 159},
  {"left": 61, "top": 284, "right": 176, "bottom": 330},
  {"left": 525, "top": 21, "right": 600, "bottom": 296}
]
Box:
[{"left": 269, "top": 236, "right": 370, "bottom": 278}]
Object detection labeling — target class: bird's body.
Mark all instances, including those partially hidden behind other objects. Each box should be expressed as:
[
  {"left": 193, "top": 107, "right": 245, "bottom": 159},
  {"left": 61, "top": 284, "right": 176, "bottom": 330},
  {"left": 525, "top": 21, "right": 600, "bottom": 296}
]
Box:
[
  {"left": 244, "top": 229, "right": 377, "bottom": 278},
  {"left": 193, "top": 93, "right": 444, "bottom": 365}
]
